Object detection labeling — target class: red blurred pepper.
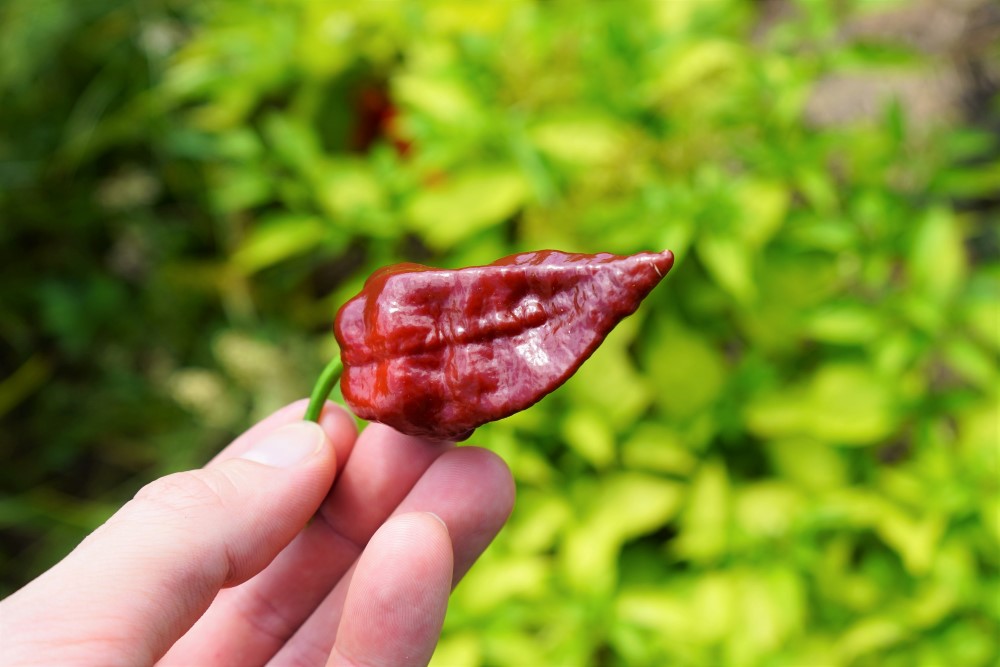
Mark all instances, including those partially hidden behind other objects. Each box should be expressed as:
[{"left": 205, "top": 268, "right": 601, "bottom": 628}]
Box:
[{"left": 324, "top": 249, "right": 674, "bottom": 440}]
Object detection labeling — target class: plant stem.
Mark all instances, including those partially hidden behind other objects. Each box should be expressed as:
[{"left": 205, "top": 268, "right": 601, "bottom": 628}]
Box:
[{"left": 304, "top": 356, "right": 343, "bottom": 422}]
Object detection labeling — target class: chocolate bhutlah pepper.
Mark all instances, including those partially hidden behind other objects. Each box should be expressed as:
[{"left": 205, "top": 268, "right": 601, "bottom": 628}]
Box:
[{"left": 332, "top": 249, "right": 674, "bottom": 440}]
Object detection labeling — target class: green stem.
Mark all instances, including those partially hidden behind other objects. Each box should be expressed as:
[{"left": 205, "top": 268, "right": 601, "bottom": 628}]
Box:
[{"left": 304, "top": 356, "right": 343, "bottom": 422}]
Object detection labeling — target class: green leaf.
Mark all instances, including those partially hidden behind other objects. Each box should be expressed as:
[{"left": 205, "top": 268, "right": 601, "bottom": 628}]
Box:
[
  {"left": 735, "top": 482, "right": 802, "bottom": 539},
  {"left": 981, "top": 496, "right": 1000, "bottom": 553},
  {"left": 214, "top": 127, "right": 264, "bottom": 161},
  {"left": 504, "top": 491, "right": 572, "bottom": 555},
  {"left": 957, "top": 400, "right": 1000, "bottom": 482},
  {"left": 691, "top": 571, "right": 735, "bottom": 642},
  {"left": 729, "top": 567, "right": 806, "bottom": 659},
  {"left": 0, "top": 354, "right": 51, "bottom": 418},
  {"left": 907, "top": 583, "right": 958, "bottom": 629},
  {"left": 430, "top": 633, "right": 481, "bottom": 667},
  {"left": 424, "top": 1, "right": 518, "bottom": 34},
  {"left": 294, "top": 5, "right": 355, "bottom": 78},
  {"left": 766, "top": 438, "right": 848, "bottom": 492},
  {"left": 561, "top": 408, "right": 616, "bottom": 470},
  {"left": 943, "top": 336, "right": 997, "bottom": 390},
  {"left": 746, "top": 364, "right": 898, "bottom": 446},
  {"left": 601, "top": 473, "right": 685, "bottom": 540},
  {"left": 644, "top": 319, "right": 726, "bottom": 419},
  {"left": 261, "top": 112, "right": 324, "bottom": 179},
  {"left": 806, "top": 302, "right": 883, "bottom": 344},
  {"left": 696, "top": 232, "right": 756, "bottom": 303},
  {"left": 394, "top": 73, "right": 480, "bottom": 125},
  {"left": 674, "top": 459, "right": 730, "bottom": 562},
  {"left": 230, "top": 214, "right": 327, "bottom": 274},
  {"left": 735, "top": 179, "right": 788, "bottom": 248},
  {"left": 452, "top": 554, "right": 550, "bottom": 614},
  {"left": 317, "top": 159, "right": 387, "bottom": 224},
  {"left": 807, "top": 364, "right": 897, "bottom": 444},
  {"left": 837, "top": 617, "right": 907, "bottom": 663},
  {"left": 562, "top": 474, "right": 684, "bottom": 593},
  {"left": 909, "top": 207, "right": 967, "bottom": 304},
  {"left": 405, "top": 165, "right": 528, "bottom": 249},
  {"left": 210, "top": 164, "right": 272, "bottom": 213},
  {"left": 615, "top": 588, "right": 691, "bottom": 637},
  {"left": 649, "top": 39, "right": 743, "bottom": 100},
  {"left": 564, "top": 315, "right": 652, "bottom": 427},
  {"left": 795, "top": 167, "right": 838, "bottom": 215},
  {"left": 621, "top": 424, "right": 697, "bottom": 477},
  {"left": 530, "top": 113, "right": 629, "bottom": 166},
  {"left": 658, "top": 217, "right": 696, "bottom": 260},
  {"left": 963, "top": 285, "right": 1000, "bottom": 352},
  {"left": 934, "top": 160, "right": 1000, "bottom": 200}
]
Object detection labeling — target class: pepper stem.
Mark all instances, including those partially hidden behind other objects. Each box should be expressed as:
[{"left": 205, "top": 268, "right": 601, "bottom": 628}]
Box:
[{"left": 304, "top": 356, "right": 343, "bottom": 422}]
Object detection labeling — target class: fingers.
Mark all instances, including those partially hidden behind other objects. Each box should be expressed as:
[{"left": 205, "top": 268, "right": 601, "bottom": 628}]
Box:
[
  {"left": 212, "top": 400, "right": 356, "bottom": 475},
  {"left": 317, "top": 424, "right": 457, "bottom": 546},
  {"left": 161, "top": 424, "right": 453, "bottom": 665},
  {"left": 0, "top": 405, "right": 355, "bottom": 667},
  {"left": 327, "top": 513, "right": 453, "bottom": 667},
  {"left": 269, "top": 446, "right": 514, "bottom": 665},
  {"left": 392, "top": 446, "right": 515, "bottom": 581}
]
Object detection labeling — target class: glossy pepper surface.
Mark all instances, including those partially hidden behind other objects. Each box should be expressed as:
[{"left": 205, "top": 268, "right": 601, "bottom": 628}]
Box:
[{"left": 334, "top": 249, "right": 674, "bottom": 440}]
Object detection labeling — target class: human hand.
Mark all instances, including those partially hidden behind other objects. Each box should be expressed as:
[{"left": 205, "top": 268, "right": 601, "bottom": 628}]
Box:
[{"left": 0, "top": 400, "right": 515, "bottom": 666}]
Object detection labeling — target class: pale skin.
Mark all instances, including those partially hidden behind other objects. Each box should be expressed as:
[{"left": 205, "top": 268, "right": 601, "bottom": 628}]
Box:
[{"left": 0, "top": 400, "right": 516, "bottom": 666}]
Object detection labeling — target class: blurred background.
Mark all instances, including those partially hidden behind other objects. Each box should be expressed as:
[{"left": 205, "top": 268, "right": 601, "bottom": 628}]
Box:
[{"left": 1, "top": 0, "right": 998, "bottom": 664}]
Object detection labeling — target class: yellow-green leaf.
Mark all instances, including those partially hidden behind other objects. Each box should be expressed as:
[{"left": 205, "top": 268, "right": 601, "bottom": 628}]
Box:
[
  {"left": 394, "top": 74, "right": 479, "bottom": 125},
  {"left": 645, "top": 319, "right": 726, "bottom": 419},
  {"left": 561, "top": 409, "right": 616, "bottom": 470},
  {"left": 735, "top": 178, "right": 789, "bottom": 248},
  {"left": 697, "top": 232, "right": 756, "bottom": 303},
  {"left": 564, "top": 316, "right": 652, "bottom": 427},
  {"left": 746, "top": 364, "right": 898, "bottom": 446},
  {"left": 405, "top": 166, "right": 528, "bottom": 249},
  {"left": 231, "top": 214, "right": 327, "bottom": 274},
  {"left": 675, "top": 459, "right": 730, "bottom": 562},
  {"left": 807, "top": 364, "right": 897, "bottom": 444},
  {"left": 909, "top": 207, "right": 967, "bottom": 304},
  {"left": 531, "top": 113, "right": 629, "bottom": 166},
  {"left": 562, "top": 473, "right": 684, "bottom": 593},
  {"left": 806, "top": 303, "right": 883, "bottom": 344},
  {"left": 317, "top": 159, "right": 386, "bottom": 221},
  {"left": 766, "top": 438, "right": 848, "bottom": 492},
  {"left": 621, "top": 424, "right": 697, "bottom": 477}
]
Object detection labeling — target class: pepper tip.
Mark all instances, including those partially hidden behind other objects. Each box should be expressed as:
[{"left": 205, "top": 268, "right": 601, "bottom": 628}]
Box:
[{"left": 652, "top": 249, "right": 675, "bottom": 276}]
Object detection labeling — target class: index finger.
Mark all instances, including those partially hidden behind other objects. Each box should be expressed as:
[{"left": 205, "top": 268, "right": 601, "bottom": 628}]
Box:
[{"left": 210, "top": 400, "right": 356, "bottom": 475}]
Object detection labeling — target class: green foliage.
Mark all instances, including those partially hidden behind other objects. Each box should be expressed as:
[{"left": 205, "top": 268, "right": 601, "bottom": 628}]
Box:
[{"left": 2, "top": 0, "right": 998, "bottom": 665}]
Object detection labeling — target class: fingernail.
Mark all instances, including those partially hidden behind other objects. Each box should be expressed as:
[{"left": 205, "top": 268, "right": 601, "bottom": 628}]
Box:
[
  {"left": 241, "top": 422, "right": 326, "bottom": 468},
  {"left": 425, "top": 512, "right": 450, "bottom": 534}
]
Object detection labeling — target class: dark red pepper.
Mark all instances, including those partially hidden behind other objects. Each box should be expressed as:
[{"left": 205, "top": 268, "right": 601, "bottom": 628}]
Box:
[{"left": 332, "top": 249, "right": 674, "bottom": 440}]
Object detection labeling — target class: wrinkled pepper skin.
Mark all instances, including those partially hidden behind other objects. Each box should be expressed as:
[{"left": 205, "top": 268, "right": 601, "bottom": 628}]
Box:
[{"left": 334, "top": 249, "right": 674, "bottom": 441}]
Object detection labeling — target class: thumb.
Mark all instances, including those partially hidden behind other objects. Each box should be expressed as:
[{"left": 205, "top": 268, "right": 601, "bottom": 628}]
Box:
[{"left": 0, "top": 419, "right": 342, "bottom": 666}]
